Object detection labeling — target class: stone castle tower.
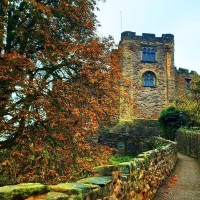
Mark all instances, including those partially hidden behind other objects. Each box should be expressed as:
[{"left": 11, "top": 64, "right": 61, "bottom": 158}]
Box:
[{"left": 119, "top": 31, "right": 176, "bottom": 120}]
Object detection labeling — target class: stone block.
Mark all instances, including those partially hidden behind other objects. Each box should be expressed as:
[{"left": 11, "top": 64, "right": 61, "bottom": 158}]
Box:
[
  {"left": 0, "top": 183, "right": 49, "bottom": 200},
  {"left": 26, "top": 192, "right": 71, "bottom": 200},
  {"left": 92, "top": 165, "right": 119, "bottom": 176},
  {"left": 117, "top": 162, "right": 132, "bottom": 174},
  {"left": 78, "top": 176, "right": 112, "bottom": 186},
  {"left": 50, "top": 182, "right": 100, "bottom": 200}
]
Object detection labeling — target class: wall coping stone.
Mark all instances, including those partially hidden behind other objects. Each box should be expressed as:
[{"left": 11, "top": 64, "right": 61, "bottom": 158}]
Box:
[{"left": 78, "top": 176, "right": 112, "bottom": 186}]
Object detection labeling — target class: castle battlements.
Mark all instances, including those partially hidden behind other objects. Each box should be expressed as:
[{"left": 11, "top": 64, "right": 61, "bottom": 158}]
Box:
[
  {"left": 120, "top": 31, "right": 174, "bottom": 43},
  {"left": 175, "top": 67, "right": 197, "bottom": 75}
]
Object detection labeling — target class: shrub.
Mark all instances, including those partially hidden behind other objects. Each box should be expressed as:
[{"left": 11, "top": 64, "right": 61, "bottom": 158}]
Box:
[{"left": 158, "top": 106, "right": 185, "bottom": 141}]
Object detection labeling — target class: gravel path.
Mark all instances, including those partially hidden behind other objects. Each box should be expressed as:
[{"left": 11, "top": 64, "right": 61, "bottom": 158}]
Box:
[{"left": 153, "top": 153, "right": 200, "bottom": 200}]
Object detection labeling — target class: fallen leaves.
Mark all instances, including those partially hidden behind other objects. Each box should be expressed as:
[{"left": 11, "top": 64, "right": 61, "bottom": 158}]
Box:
[
  {"left": 162, "top": 174, "right": 178, "bottom": 199},
  {"left": 167, "top": 174, "right": 177, "bottom": 189}
]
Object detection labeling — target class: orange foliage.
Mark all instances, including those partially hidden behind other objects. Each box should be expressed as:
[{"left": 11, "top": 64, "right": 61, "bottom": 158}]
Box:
[
  {"left": 167, "top": 175, "right": 177, "bottom": 189},
  {"left": 0, "top": 0, "right": 121, "bottom": 184},
  {"left": 162, "top": 174, "right": 177, "bottom": 199}
]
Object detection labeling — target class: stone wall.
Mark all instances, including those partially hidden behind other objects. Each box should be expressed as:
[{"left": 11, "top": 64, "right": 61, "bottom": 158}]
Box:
[
  {"left": 176, "top": 129, "right": 200, "bottom": 161},
  {"left": 100, "top": 120, "right": 161, "bottom": 156},
  {"left": 0, "top": 137, "right": 177, "bottom": 200},
  {"left": 175, "top": 68, "right": 197, "bottom": 99}
]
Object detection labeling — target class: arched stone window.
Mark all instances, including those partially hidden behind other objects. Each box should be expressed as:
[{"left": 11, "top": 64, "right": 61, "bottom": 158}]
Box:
[{"left": 143, "top": 71, "right": 156, "bottom": 87}]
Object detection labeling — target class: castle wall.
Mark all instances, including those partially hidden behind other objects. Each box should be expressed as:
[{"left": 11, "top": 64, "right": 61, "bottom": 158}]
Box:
[
  {"left": 120, "top": 32, "right": 175, "bottom": 120},
  {"left": 175, "top": 67, "right": 196, "bottom": 98}
]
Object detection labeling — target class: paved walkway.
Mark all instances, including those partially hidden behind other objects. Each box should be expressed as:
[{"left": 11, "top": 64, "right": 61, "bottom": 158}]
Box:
[{"left": 153, "top": 153, "right": 200, "bottom": 200}]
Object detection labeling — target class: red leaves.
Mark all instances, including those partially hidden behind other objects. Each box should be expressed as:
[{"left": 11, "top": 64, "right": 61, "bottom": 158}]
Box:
[
  {"left": 0, "top": 0, "right": 122, "bottom": 186},
  {"left": 167, "top": 174, "right": 177, "bottom": 189},
  {"left": 1, "top": 131, "right": 113, "bottom": 184},
  {"left": 162, "top": 174, "right": 178, "bottom": 199}
]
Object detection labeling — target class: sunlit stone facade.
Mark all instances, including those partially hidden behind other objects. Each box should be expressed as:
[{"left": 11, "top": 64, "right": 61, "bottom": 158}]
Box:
[{"left": 119, "top": 31, "right": 194, "bottom": 120}]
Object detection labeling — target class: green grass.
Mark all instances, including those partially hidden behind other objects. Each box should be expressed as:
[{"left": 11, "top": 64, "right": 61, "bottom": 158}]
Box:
[{"left": 109, "top": 155, "right": 135, "bottom": 164}]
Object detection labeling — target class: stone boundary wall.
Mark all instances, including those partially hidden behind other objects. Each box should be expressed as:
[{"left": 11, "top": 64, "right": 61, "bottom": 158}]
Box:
[
  {"left": 100, "top": 120, "right": 161, "bottom": 156},
  {"left": 176, "top": 129, "right": 200, "bottom": 161},
  {"left": 0, "top": 138, "right": 177, "bottom": 200}
]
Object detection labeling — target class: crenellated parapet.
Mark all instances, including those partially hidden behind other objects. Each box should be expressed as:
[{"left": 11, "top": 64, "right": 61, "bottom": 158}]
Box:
[
  {"left": 120, "top": 31, "right": 174, "bottom": 43},
  {"left": 175, "top": 67, "right": 197, "bottom": 75}
]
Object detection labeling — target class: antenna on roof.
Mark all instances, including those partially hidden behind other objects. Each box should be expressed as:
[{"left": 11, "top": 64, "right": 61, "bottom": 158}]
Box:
[{"left": 120, "top": 11, "right": 123, "bottom": 33}]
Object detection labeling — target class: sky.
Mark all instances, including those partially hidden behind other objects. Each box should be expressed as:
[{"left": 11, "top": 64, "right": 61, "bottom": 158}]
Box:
[{"left": 95, "top": 0, "right": 200, "bottom": 74}]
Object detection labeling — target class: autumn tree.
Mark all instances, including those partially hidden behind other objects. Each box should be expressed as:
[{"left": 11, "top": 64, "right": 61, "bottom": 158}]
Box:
[{"left": 0, "top": 0, "right": 121, "bottom": 185}]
